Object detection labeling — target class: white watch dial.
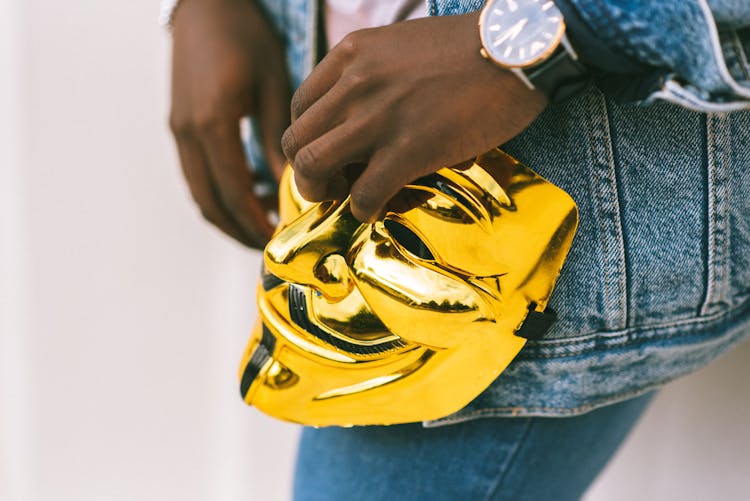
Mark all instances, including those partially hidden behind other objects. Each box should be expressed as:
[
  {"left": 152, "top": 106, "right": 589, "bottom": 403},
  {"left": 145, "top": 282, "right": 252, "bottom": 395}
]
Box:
[{"left": 479, "top": 0, "right": 565, "bottom": 68}]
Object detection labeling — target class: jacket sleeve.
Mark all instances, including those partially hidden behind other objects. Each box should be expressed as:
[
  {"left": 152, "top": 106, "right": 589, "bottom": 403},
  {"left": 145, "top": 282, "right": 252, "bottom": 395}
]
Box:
[
  {"left": 555, "top": 0, "right": 750, "bottom": 111},
  {"left": 432, "top": 0, "right": 750, "bottom": 111}
]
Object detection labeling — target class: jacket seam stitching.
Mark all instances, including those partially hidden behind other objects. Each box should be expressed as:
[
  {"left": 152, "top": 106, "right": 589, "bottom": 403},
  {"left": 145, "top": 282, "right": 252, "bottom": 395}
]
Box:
[
  {"left": 719, "top": 115, "right": 731, "bottom": 310},
  {"left": 585, "top": 91, "right": 627, "bottom": 331},
  {"left": 600, "top": 94, "right": 629, "bottom": 330},
  {"left": 523, "top": 323, "right": 730, "bottom": 359},
  {"left": 700, "top": 113, "right": 731, "bottom": 316},
  {"left": 586, "top": 113, "right": 610, "bottom": 328},
  {"left": 520, "top": 296, "right": 750, "bottom": 352},
  {"left": 425, "top": 387, "right": 658, "bottom": 425},
  {"left": 649, "top": 80, "right": 750, "bottom": 112},
  {"left": 521, "top": 317, "right": 744, "bottom": 360},
  {"left": 701, "top": 114, "right": 717, "bottom": 316}
]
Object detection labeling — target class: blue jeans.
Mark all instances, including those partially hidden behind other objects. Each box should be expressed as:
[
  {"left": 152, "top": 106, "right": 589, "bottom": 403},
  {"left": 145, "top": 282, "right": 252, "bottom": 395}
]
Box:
[{"left": 293, "top": 392, "right": 654, "bottom": 501}]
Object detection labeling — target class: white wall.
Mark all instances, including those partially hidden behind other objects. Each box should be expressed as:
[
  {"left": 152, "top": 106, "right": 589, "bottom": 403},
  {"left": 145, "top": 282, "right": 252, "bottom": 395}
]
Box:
[
  {"left": 1, "top": 0, "right": 30, "bottom": 499},
  {"left": 0, "top": 1, "right": 298, "bottom": 500},
  {"left": 586, "top": 340, "right": 750, "bottom": 501},
  {"left": 0, "top": 1, "right": 748, "bottom": 500}
]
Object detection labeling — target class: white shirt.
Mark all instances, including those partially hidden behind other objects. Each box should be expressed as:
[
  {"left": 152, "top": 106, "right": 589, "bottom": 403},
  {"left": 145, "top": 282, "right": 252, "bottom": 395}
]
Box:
[{"left": 325, "top": 0, "right": 428, "bottom": 48}]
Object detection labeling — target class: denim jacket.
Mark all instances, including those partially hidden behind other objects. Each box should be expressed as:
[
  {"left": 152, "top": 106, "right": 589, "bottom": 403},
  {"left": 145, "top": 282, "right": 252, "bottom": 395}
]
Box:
[{"left": 244, "top": 0, "right": 750, "bottom": 424}]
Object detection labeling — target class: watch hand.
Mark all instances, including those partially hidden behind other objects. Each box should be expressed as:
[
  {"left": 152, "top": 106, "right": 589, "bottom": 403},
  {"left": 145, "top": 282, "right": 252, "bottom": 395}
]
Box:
[{"left": 493, "top": 18, "right": 528, "bottom": 47}]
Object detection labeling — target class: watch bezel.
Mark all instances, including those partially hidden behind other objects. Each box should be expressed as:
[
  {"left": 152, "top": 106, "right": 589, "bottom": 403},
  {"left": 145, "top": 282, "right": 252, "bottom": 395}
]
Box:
[{"left": 478, "top": 0, "right": 567, "bottom": 70}]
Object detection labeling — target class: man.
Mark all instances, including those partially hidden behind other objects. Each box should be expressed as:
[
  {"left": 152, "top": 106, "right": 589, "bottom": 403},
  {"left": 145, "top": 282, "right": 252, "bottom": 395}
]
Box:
[{"left": 166, "top": 0, "right": 750, "bottom": 498}]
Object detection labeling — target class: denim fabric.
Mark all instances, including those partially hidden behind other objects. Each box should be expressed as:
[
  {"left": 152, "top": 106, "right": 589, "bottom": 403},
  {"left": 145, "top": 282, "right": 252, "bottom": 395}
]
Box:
[
  {"left": 245, "top": 0, "right": 750, "bottom": 421},
  {"left": 422, "top": 88, "right": 750, "bottom": 425},
  {"left": 429, "top": 0, "right": 750, "bottom": 111},
  {"left": 294, "top": 392, "right": 655, "bottom": 500}
]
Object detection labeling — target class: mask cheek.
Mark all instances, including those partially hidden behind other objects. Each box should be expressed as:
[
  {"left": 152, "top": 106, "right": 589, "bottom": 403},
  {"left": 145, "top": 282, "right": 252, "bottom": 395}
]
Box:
[{"left": 349, "top": 233, "right": 493, "bottom": 349}]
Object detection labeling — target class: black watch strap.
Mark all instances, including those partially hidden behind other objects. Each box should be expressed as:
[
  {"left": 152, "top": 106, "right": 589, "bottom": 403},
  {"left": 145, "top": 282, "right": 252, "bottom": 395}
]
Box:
[{"left": 524, "top": 47, "right": 590, "bottom": 103}]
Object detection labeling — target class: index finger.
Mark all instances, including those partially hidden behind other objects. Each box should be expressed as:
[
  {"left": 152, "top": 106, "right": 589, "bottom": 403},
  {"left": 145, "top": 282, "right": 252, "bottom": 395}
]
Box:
[
  {"left": 348, "top": 148, "right": 419, "bottom": 223},
  {"left": 290, "top": 43, "right": 349, "bottom": 122}
]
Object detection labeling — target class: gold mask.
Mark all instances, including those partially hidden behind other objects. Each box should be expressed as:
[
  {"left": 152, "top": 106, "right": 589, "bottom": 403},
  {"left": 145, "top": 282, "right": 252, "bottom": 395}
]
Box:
[{"left": 239, "top": 149, "right": 578, "bottom": 426}]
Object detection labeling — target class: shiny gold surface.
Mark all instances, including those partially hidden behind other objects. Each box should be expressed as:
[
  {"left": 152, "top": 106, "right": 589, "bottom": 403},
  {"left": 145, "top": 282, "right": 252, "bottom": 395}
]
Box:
[{"left": 239, "top": 149, "right": 578, "bottom": 426}]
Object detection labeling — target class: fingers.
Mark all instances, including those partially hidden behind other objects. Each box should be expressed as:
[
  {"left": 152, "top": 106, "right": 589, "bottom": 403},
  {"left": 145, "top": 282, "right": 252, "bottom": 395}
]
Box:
[
  {"left": 173, "top": 132, "right": 258, "bottom": 247},
  {"left": 349, "top": 148, "right": 421, "bottom": 223},
  {"left": 281, "top": 80, "right": 354, "bottom": 165},
  {"left": 288, "top": 122, "right": 372, "bottom": 202},
  {"left": 289, "top": 33, "right": 357, "bottom": 121},
  {"left": 199, "top": 120, "right": 277, "bottom": 248}
]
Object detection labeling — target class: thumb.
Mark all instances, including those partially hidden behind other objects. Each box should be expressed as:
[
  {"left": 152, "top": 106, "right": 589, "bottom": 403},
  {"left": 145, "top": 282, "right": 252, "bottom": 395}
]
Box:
[{"left": 258, "top": 73, "right": 292, "bottom": 182}]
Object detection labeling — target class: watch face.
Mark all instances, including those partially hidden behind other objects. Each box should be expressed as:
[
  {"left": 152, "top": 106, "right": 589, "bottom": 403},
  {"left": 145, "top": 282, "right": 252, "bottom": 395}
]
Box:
[{"left": 479, "top": 0, "right": 565, "bottom": 68}]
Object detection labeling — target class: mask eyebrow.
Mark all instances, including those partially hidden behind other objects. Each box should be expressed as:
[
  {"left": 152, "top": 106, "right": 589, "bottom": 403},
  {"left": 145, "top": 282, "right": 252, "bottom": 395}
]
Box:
[
  {"left": 443, "top": 165, "right": 513, "bottom": 211},
  {"left": 410, "top": 173, "right": 489, "bottom": 223}
]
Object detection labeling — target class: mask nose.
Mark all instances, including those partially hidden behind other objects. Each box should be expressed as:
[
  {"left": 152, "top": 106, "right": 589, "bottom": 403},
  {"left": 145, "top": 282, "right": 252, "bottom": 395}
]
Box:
[
  {"left": 312, "top": 253, "right": 351, "bottom": 300},
  {"left": 265, "top": 199, "right": 360, "bottom": 301}
]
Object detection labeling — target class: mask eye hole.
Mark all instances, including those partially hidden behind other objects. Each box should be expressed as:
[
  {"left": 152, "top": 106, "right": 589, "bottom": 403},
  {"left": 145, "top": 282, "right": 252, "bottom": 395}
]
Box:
[{"left": 383, "top": 219, "right": 435, "bottom": 261}]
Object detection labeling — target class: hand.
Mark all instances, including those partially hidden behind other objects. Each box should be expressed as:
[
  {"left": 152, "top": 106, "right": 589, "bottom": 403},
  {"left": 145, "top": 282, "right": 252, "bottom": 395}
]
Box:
[
  {"left": 281, "top": 11, "right": 548, "bottom": 223},
  {"left": 169, "top": 0, "right": 291, "bottom": 248}
]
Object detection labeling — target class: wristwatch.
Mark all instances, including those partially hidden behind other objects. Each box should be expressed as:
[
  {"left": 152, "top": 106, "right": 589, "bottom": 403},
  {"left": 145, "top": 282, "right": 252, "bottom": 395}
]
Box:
[{"left": 478, "top": 0, "right": 589, "bottom": 103}]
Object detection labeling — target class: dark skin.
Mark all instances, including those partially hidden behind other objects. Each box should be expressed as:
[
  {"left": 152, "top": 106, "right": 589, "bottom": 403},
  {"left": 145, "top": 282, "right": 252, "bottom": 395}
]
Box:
[
  {"left": 170, "top": 0, "right": 290, "bottom": 248},
  {"left": 169, "top": 0, "right": 547, "bottom": 247}
]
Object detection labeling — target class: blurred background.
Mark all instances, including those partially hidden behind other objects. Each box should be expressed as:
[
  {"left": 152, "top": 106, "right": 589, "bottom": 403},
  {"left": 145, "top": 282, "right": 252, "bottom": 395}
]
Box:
[{"left": 1, "top": 1, "right": 749, "bottom": 500}]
